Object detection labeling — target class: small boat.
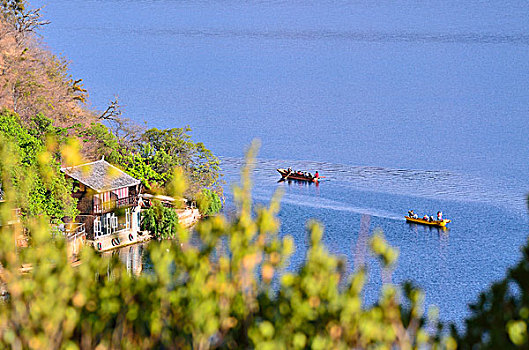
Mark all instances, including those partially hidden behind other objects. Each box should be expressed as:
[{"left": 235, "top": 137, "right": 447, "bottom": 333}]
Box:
[
  {"left": 277, "top": 168, "right": 321, "bottom": 183},
  {"left": 405, "top": 216, "right": 451, "bottom": 227}
]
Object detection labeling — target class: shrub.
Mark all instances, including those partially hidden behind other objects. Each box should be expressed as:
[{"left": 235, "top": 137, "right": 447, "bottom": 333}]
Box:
[
  {"left": 141, "top": 201, "right": 179, "bottom": 240},
  {"left": 197, "top": 188, "right": 222, "bottom": 216},
  {"left": 0, "top": 141, "right": 456, "bottom": 348}
]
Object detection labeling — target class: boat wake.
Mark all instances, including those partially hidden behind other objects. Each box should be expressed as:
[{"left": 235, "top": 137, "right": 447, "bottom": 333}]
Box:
[
  {"left": 253, "top": 193, "right": 405, "bottom": 221},
  {"left": 220, "top": 156, "right": 527, "bottom": 215}
]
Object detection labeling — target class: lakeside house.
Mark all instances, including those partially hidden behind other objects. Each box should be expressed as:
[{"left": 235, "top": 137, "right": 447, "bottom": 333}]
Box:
[{"left": 61, "top": 157, "right": 147, "bottom": 251}]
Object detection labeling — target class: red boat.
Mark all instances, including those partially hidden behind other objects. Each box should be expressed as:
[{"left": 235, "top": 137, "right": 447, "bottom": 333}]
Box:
[{"left": 277, "top": 168, "right": 321, "bottom": 183}]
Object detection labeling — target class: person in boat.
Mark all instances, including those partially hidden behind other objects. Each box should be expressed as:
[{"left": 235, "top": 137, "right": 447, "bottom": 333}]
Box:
[
  {"left": 287, "top": 167, "right": 293, "bottom": 175},
  {"left": 423, "top": 215, "right": 429, "bottom": 221},
  {"left": 430, "top": 215, "right": 435, "bottom": 222},
  {"left": 308, "top": 172, "right": 313, "bottom": 178},
  {"left": 408, "top": 209, "right": 415, "bottom": 217},
  {"left": 413, "top": 213, "right": 419, "bottom": 219},
  {"left": 314, "top": 171, "right": 319, "bottom": 179},
  {"left": 437, "top": 211, "right": 443, "bottom": 220}
]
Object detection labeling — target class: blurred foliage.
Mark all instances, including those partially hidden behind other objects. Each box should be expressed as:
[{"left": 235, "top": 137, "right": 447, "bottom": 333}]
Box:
[
  {"left": 0, "top": 140, "right": 457, "bottom": 349},
  {"left": 0, "top": 109, "right": 77, "bottom": 221},
  {"left": 451, "top": 235, "right": 529, "bottom": 349}
]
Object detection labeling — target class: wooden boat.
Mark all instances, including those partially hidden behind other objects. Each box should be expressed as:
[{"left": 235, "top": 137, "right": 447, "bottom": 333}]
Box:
[
  {"left": 277, "top": 168, "right": 320, "bottom": 183},
  {"left": 405, "top": 216, "right": 451, "bottom": 227}
]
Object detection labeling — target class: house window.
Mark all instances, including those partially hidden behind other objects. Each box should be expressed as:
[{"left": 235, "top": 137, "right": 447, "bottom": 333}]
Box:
[
  {"left": 105, "top": 214, "right": 112, "bottom": 235},
  {"left": 112, "top": 187, "right": 129, "bottom": 199},
  {"left": 103, "top": 192, "right": 111, "bottom": 203},
  {"left": 94, "top": 218, "right": 102, "bottom": 237}
]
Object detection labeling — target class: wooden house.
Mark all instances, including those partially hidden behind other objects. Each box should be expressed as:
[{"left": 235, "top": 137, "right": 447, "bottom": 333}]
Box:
[{"left": 61, "top": 157, "right": 148, "bottom": 251}]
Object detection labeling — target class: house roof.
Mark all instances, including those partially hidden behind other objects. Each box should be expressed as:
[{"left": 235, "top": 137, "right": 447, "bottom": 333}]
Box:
[{"left": 60, "top": 157, "right": 140, "bottom": 193}]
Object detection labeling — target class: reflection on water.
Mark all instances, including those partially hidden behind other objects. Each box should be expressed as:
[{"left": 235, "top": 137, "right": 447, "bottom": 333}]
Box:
[
  {"left": 407, "top": 223, "right": 450, "bottom": 235},
  {"left": 104, "top": 243, "right": 147, "bottom": 276}
]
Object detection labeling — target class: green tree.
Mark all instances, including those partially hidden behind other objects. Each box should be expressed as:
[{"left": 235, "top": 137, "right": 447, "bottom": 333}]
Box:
[
  {"left": 197, "top": 188, "right": 222, "bottom": 216},
  {"left": 0, "top": 141, "right": 455, "bottom": 349},
  {"left": 100, "top": 126, "right": 222, "bottom": 197},
  {"left": 141, "top": 201, "right": 180, "bottom": 240},
  {"left": 0, "top": 109, "right": 77, "bottom": 220},
  {"left": 139, "top": 127, "right": 222, "bottom": 195},
  {"left": 452, "top": 232, "right": 529, "bottom": 348}
]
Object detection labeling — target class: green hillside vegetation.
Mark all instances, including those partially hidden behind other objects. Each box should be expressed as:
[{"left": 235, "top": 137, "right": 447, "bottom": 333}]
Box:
[
  {"left": 0, "top": 0, "right": 222, "bottom": 215},
  {"left": 1, "top": 0, "right": 529, "bottom": 348},
  {"left": 0, "top": 139, "right": 455, "bottom": 349},
  {"left": 0, "top": 109, "right": 77, "bottom": 221}
]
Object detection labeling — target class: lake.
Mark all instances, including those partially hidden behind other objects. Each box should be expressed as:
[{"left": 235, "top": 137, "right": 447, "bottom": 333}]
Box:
[{"left": 33, "top": 0, "right": 529, "bottom": 326}]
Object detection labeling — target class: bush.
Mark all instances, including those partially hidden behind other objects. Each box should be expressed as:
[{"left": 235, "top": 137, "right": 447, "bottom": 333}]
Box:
[
  {"left": 0, "top": 141, "right": 456, "bottom": 349},
  {"left": 452, "top": 234, "right": 529, "bottom": 349},
  {"left": 0, "top": 110, "right": 78, "bottom": 221},
  {"left": 141, "top": 201, "right": 180, "bottom": 240},
  {"left": 197, "top": 188, "right": 222, "bottom": 216}
]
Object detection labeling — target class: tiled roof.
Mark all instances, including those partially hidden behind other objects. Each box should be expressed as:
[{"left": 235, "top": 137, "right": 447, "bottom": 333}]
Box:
[{"left": 61, "top": 158, "right": 140, "bottom": 193}]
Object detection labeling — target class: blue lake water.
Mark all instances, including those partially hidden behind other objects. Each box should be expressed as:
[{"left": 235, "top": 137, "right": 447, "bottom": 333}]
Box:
[{"left": 33, "top": 0, "right": 529, "bottom": 325}]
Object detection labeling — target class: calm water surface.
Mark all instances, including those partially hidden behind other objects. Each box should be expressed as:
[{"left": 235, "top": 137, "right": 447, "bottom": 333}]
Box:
[{"left": 33, "top": 0, "right": 529, "bottom": 325}]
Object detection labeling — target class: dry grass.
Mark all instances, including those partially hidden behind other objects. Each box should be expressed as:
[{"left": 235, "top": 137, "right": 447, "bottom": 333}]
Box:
[
  {"left": 0, "top": 16, "right": 106, "bottom": 160},
  {"left": 0, "top": 18, "right": 97, "bottom": 125}
]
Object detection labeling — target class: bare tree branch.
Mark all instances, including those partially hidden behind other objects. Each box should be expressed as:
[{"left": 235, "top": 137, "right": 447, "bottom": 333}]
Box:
[
  {"left": 99, "top": 96, "right": 122, "bottom": 121},
  {"left": 1, "top": 2, "right": 50, "bottom": 42},
  {"left": 99, "top": 97, "right": 145, "bottom": 147}
]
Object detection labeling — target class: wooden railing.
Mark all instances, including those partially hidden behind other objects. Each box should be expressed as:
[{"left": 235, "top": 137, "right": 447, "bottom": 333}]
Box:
[
  {"left": 65, "top": 223, "right": 86, "bottom": 239},
  {"left": 52, "top": 223, "right": 86, "bottom": 239},
  {"left": 93, "top": 196, "right": 138, "bottom": 214}
]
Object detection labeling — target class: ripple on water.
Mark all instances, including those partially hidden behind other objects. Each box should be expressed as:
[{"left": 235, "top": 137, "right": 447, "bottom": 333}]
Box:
[{"left": 220, "top": 156, "right": 527, "bottom": 215}]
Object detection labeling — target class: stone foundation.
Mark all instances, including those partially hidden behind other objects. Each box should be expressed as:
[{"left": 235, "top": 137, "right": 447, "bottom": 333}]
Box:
[
  {"left": 176, "top": 208, "right": 201, "bottom": 228},
  {"left": 89, "top": 229, "right": 152, "bottom": 252},
  {"left": 88, "top": 208, "right": 201, "bottom": 252}
]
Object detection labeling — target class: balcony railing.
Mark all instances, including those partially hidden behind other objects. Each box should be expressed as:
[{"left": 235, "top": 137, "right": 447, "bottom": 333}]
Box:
[
  {"left": 52, "top": 223, "right": 86, "bottom": 239},
  {"left": 93, "top": 196, "right": 138, "bottom": 214}
]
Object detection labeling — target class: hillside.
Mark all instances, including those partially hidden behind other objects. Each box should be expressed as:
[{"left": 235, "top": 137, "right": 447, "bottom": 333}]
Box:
[
  {"left": 0, "top": 11, "right": 95, "bottom": 126},
  {"left": 0, "top": 3, "right": 222, "bottom": 203}
]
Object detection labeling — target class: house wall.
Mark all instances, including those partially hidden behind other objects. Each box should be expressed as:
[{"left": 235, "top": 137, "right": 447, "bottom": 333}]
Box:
[
  {"left": 71, "top": 182, "right": 95, "bottom": 215},
  {"left": 76, "top": 215, "right": 96, "bottom": 240}
]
